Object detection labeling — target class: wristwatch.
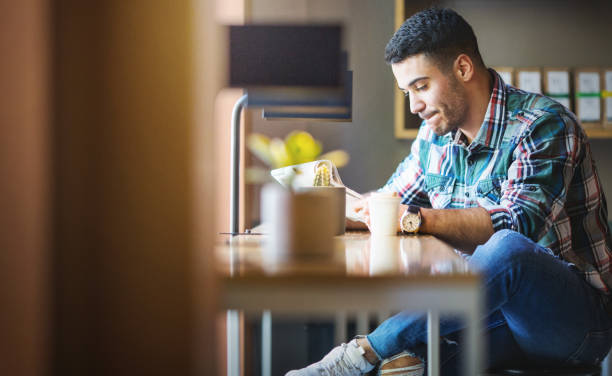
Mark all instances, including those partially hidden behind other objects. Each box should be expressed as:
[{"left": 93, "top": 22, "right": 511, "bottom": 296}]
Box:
[{"left": 400, "top": 205, "right": 422, "bottom": 234}]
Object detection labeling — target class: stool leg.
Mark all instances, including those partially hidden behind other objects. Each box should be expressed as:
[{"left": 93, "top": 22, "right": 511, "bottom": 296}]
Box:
[
  {"left": 227, "top": 310, "right": 241, "bottom": 376},
  {"left": 261, "top": 311, "right": 272, "bottom": 376},
  {"left": 357, "top": 312, "right": 369, "bottom": 336},
  {"left": 427, "top": 309, "right": 440, "bottom": 376},
  {"left": 603, "top": 349, "right": 612, "bottom": 376}
]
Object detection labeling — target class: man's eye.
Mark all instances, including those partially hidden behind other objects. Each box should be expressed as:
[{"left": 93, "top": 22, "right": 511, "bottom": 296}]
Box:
[{"left": 416, "top": 84, "right": 427, "bottom": 91}]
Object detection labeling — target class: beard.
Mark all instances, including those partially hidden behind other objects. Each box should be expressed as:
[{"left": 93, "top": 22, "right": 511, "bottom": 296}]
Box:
[{"left": 430, "top": 75, "right": 469, "bottom": 136}]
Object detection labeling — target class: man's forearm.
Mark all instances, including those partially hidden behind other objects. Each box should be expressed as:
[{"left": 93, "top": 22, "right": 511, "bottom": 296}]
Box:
[{"left": 419, "top": 207, "right": 494, "bottom": 253}]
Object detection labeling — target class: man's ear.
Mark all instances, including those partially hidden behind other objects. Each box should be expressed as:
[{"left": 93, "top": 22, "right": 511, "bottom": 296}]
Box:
[{"left": 453, "top": 54, "right": 474, "bottom": 82}]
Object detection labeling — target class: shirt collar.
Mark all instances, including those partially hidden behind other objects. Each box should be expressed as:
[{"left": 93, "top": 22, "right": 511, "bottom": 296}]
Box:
[{"left": 453, "top": 69, "right": 507, "bottom": 150}]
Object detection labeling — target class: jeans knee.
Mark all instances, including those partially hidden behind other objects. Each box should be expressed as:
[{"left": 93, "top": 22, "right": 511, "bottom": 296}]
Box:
[
  {"left": 470, "top": 230, "right": 537, "bottom": 272},
  {"left": 488, "top": 229, "right": 522, "bottom": 246}
]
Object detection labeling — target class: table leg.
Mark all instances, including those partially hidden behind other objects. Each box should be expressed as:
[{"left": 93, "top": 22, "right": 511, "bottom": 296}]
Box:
[
  {"left": 427, "top": 309, "right": 439, "bottom": 376},
  {"left": 356, "top": 312, "right": 369, "bottom": 336},
  {"left": 334, "top": 311, "right": 347, "bottom": 344},
  {"left": 376, "top": 310, "right": 390, "bottom": 325},
  {"left": 603, "top": 350, "right": 612, "bottom": 376},
  {"left": 227, "top": 310, "right": 241, "bottom": 376},
  {"left": 261, "top": 310, "right": 272, "bottom": 376},
  {"left": 464, "top": 291, "right": 484, "bottom": 376}
]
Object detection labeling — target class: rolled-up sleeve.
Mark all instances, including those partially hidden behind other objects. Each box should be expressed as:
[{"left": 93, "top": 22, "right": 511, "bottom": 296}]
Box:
[{"left": 481, "top": 113, "right": 582, "bottom": 240}]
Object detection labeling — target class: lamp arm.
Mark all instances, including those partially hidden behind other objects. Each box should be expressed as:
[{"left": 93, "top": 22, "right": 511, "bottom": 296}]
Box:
[{"left": 230, "top": 94, "right": 248, "bottom": 235}]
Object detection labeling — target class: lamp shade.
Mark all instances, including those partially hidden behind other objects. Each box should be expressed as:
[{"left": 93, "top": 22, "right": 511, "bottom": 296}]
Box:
[{"left": 228, "top": 25, "right": 342, "bottom": 88}]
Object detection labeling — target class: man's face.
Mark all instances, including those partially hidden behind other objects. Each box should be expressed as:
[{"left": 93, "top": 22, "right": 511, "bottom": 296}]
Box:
[{"left": 391, "top": 54, "right": 468, "bottom": 136}]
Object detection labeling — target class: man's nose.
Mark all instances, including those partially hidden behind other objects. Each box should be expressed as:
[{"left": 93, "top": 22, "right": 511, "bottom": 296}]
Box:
[{"left": 409, "top": 95, "right": 425, "bottom": 114}]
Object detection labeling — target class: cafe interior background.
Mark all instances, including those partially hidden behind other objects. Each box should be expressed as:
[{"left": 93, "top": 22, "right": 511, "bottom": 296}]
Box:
[{"left": 4, "top": 0, "right": 612, "bottom": 375}]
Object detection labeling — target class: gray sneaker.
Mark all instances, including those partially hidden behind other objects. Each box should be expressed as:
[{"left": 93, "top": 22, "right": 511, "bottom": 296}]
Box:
[{"left": 285, "top": 339, "right": 375, "bottom": 376}]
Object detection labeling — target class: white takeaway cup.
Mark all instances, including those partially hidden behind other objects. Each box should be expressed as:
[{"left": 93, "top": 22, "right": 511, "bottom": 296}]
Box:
[{"left": 368, "top": 192, "right": 401, "bottom": 235}]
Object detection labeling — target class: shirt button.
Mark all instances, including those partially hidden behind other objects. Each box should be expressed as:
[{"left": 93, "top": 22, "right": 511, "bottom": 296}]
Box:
[{"left": 465, "top": 192, "right": 470, "bottom": 198}]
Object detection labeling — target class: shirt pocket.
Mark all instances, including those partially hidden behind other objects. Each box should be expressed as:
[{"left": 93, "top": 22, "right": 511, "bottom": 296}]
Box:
[
  {"left": 425, "top": 173, "right": 455, "bottom": 209},
  {"left": 476, "top": 177, "right": 504, "bottom": 206}
]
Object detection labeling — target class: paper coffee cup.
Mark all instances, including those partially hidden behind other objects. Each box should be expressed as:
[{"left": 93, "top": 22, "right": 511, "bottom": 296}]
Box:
[{"left": 368, "top": 192, "right": 401, "bottom": 235}]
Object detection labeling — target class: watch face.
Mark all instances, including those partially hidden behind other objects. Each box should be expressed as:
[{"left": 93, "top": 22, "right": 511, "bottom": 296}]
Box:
[{"left": 402, "top": 213, "right": 420, "bottom": 232}]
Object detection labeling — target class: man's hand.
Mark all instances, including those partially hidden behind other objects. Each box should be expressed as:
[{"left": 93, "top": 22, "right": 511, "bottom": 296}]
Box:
[
  {"left": 346, "top": 198, "right": 369, "bottom": 230},
  {"left": 353, "top": 197, "right": 369, "bottom": 223}
]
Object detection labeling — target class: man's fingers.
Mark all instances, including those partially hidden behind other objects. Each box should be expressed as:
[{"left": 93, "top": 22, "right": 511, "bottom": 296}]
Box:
[
  {"left": 354, "top": 199, "right": 367, "bottom": 212},
  {"left": 349, "top": 197, "right": 372, "bottom": 231}
]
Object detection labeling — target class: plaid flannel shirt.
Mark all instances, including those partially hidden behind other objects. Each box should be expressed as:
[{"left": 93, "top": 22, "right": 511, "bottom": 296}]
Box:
[{"left": 382, "top": 69, "right": 612, "bottom": 294}]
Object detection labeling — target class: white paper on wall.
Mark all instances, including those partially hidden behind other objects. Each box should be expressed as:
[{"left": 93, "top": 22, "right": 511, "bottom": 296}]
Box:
[
  {"left": 547, "top": 71, "right": 570, "bottom": 94},
  {"left": 605, "top": 71, "right": 612, "bottom": 91},
  {"left": 518, "top": 71, "right": 542, "bottom": 94},
  {"left": 546, "top": 71, "right": 570, "bottom": 109},
  {"left": 578, "top": 72, "right": 600, "bottom": 93},
  {"left": 579, "top": 97, "right": 601, "bottom": 122},
  {"left": 577, "top": 72, "right": 601, "bottom": 122},
  {"left": 557, "top": 97, "right": 571, "bottom": 109},
  {"left": 606, "top": 71, "right": 612, "bottom": 121},
  {"left": 498, "top": 71, "right": 513, "bottom": 86}
]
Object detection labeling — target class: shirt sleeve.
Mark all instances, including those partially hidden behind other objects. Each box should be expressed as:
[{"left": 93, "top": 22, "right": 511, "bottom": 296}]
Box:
[
  {"left": 481, "top": 112, "right": 582, "bottom": 240},
  {"left": 379, "top": 125, "right": 432, "bottom": 208}
]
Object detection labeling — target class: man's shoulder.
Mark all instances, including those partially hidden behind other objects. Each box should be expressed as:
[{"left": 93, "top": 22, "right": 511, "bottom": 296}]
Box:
[
  {"left": 503, "top": 85, "right": 582, "bottom": 141},
  {"left": 505, "top": 85, "right": 569, "bottom": 119}
]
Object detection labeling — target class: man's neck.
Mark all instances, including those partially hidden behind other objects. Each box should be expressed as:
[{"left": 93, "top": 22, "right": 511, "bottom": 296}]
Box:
[{"left": 459, "top": 69, "right": 494, "bottom": 143}]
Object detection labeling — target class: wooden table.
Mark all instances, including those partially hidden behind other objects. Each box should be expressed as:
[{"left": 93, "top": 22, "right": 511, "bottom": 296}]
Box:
[{"left": 217, "top": 231, "right": 484, "bottom": 376}]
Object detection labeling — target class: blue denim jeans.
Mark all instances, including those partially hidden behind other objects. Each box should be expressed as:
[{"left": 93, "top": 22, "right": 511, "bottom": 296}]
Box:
[{"left": 367, "top": 230, "right": 612, "bottom": 374}]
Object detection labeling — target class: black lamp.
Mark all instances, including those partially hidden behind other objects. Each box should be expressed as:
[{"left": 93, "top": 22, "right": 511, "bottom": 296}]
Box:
[{"left": 227, "top": 24, "right": 352, "bottom": 234}]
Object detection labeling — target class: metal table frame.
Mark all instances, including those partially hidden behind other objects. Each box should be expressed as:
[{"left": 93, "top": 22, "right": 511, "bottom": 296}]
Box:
[{"left": 223, "top": 275, "right": 483, "bottom": 376}]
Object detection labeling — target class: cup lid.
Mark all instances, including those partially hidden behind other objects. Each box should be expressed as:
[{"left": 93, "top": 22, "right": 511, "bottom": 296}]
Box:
[{"left": 369, "top": 191, "right": 400, "bottom": 199}]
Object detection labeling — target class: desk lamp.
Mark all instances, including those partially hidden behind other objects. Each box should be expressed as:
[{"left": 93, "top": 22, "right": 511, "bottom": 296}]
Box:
[{"left": 228, "top": 24, "right": 352, "bottom": 234}]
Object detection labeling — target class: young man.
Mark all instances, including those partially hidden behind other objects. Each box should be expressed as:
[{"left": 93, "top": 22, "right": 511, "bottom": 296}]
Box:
[{"left": 287, "top": 7, "right": 612, "bottom": 376}]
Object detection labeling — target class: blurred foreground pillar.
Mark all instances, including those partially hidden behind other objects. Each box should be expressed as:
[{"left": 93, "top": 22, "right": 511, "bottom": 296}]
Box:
[
  {"left": 52, "top": 0, "right": 219, "bottom": 375},
  {"left": 0, "top": 1, "right": 51, "bottom": 375}
]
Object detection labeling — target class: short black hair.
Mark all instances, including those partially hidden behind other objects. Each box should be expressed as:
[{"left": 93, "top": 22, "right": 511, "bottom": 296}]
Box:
[{"left": 384, "top": 8, "right": 485, "bottom": 70}]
